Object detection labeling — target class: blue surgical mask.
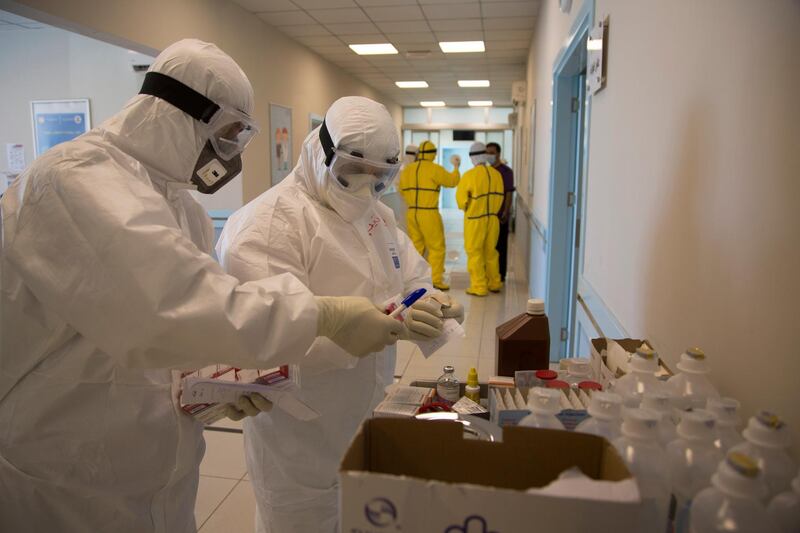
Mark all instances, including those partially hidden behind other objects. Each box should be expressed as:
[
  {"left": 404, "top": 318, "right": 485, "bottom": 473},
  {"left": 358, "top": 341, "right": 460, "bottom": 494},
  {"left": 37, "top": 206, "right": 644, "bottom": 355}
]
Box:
[{"left": 486, "top": 154, "right": 497, "bottom": 165}]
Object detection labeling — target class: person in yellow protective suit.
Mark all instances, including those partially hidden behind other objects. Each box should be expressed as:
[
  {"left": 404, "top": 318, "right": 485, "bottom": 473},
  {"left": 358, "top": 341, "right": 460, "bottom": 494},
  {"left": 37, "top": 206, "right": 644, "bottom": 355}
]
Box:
[
  {"left": 456, "top": 141, "right": 505, "bottom": 296},
  {"left": 398, "top": 139, "right": 461, "bottom": 290}
]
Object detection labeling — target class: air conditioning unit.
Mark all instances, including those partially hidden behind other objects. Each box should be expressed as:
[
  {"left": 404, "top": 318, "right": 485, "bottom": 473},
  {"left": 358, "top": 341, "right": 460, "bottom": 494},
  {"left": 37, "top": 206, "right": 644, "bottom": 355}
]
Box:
[{"left": 511, "top": 81, "right": 527, "bottom": 104}]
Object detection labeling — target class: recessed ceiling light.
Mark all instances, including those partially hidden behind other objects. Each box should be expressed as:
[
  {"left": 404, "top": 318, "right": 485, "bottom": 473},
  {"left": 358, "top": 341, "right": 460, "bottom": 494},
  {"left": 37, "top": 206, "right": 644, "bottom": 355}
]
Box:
[
  {"left": 396, "top": 81, "right": 429, "bottom": 88},
  {"left": 458, "top": 80, "right": 491, "bottom": 88},
  {"left": 349, "top": 43, "right": 399, "bottom": 55},
  {"left": 439, "top": 41, "right": 485, "bottom": 54},
  {"left": 420, "top": 101, "right": 446, "bottom": 107},
  {"left": 468, "top": 100, "right": 493, "bottom": 107}
]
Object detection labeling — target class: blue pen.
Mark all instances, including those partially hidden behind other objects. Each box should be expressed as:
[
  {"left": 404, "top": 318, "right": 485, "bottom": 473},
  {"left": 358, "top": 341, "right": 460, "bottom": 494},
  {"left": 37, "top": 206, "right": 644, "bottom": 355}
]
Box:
[{"left": 388, "top": 288, "right": 427, "bottom": 319}]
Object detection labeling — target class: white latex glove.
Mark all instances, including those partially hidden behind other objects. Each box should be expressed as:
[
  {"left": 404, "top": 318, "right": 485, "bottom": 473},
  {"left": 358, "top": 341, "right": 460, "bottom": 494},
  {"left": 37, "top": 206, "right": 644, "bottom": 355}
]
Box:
[
  {"left": 449, "top": 154, "right": 461, "bottom": 168},
  {"left": 429, "top": 293, "right": 465, "bottom": 324},
  {"left": 225, "top": 393, "right": 273, "bottom": 421},
  {"left": 400, "top": 299, "right": 444, "bottom": 340},
  {"left": 316, "top": 296, "right": 403, "bottom": 356}
]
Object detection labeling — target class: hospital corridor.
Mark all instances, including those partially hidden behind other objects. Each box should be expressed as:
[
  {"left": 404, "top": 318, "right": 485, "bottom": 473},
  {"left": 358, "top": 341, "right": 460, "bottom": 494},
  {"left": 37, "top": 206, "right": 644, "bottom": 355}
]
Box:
[{"left": 1, "top": 1, "right": 799, "bottom": 532}]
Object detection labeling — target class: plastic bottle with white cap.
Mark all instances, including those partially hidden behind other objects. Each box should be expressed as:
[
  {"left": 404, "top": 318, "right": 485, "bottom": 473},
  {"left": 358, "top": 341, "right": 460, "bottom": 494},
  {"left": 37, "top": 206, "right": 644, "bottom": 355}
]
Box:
[
  {"left": 613, "top": 408, "right": 671, "bottom": 532},
  {"left": 706, "top": 397, "right": 744, "bottom": 453},
  {"left": 730, "top": 411, "right": 796, "bottom": 499},
  {"left": 518, "top": 387, "right": 564, "bottom": 430},
  {"left": 689, "top": 452, "right": 780, "bottom": 533},
  {"left": 641, "top": 391, "right": 679, "bottom": 446},
  {"left": 667, "top": 409, "right": 724, "bottom": 533},
  {"left": 611, "top": 347, "right": 664, "bottom": 408},
  {"left": 574, "top": 391, "right": 623, "bottom": 441},
  {"left": 667, "top": 347, "right": 720, "bottom": 411},
  {"left": 768, "top": 469, "right": 800, "bottom": 533}
]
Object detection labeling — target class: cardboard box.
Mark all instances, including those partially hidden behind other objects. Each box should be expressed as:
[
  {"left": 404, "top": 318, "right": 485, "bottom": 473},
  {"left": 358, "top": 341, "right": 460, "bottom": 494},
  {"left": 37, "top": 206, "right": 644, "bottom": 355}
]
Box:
[
  {"left": 340, "top": 418, "right": 642, "bottom": 533},
  {"left": 590, "top": 338, "right": 672, "bottom": 390}
]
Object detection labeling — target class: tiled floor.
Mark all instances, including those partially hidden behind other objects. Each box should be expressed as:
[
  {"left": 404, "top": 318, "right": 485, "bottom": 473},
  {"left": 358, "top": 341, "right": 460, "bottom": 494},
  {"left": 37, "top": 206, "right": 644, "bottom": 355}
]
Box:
[{"left": 195, "top": 209, "right": 529, "bottom": 531}]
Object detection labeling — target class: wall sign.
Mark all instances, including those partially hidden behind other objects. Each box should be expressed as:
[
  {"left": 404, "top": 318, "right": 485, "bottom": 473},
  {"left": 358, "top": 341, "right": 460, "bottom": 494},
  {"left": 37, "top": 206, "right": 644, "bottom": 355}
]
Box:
[
  {"left": 270, "top": 103, "right": 293, "bottom": 186},
  {"left": 31, "top": 99, "right": 91, "bottom": 157},
  {"left": 586, "top": 16, "right": 609, "bottom": 96}
]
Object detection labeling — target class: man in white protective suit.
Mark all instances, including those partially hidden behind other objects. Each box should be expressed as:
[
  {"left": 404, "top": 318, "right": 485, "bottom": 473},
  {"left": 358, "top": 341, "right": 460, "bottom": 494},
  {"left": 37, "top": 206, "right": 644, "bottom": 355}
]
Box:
[
  {"left": 0, "top": 40, "right": 402, "bottom": 533},
  {"left": 216, "top": 96, "right": 465, "bottom": 533}
]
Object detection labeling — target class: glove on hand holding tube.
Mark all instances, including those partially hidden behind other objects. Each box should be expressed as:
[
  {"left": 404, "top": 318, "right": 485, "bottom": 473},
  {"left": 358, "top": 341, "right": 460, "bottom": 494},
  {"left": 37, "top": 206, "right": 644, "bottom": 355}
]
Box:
[
  {"left": 428, "top": 293, "right": 465, "bottom": 324},
  {"left": 315, "top": 296, "right": 403, "bottom": 356},
  {"left": 400, "top": 298, "right": 444, "bottom": 340}
]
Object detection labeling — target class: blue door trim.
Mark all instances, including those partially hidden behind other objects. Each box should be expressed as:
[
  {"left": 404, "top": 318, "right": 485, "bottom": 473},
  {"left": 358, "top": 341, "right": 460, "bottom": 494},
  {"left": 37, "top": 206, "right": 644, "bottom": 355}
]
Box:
[{"left": 544, "top": 0, "right": 595, "bottom": 360}]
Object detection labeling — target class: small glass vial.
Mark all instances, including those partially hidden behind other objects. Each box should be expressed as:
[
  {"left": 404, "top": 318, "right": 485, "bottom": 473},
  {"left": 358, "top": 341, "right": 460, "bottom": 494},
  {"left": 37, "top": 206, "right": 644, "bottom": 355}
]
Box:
[{"left": 436, "top": 365, "right": 460, "bottom": 404}]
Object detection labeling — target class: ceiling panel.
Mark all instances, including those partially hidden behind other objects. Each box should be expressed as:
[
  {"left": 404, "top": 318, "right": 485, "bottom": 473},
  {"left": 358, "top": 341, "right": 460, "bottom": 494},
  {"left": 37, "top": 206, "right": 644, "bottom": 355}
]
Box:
[
  {"left": 433, "top": 30, "right": 484, "bottom": 41},
  {"left": 375, "top": 20, "right": 428, "bottom": 33},
  {"left": 421, "top": 2, "right": 481, "bottom": 20},
  {"left": 278, "top": 23, "right": 331, "bottom": 36},
  {"left": 482, "top": 16, "right": 536, "bottom": 30},
  {"left": 257, "top": 10, "right": 315, "bottom": 25},
  {"left": 293, "top": 0, "right": 356, "bottom": 7},
  {"left": 236, "top": 0, "right": 540, "bottom": 106},
  {"left": 428, "top": 18, "right": 483, "bottom": 31},
  {"left": 363, "top": 5, "right": 424, "bottom": 21},
  {"left": 324, "top": 21, "right": 381, "bottom": 34},
  {"left": 235, "top": 0, "right": 297, "bottom": 11},
  {"left": 385, "top": 32, "right": 437, "bottom": 44},
  {"left": 308, "top": 8, "right": 369, "bottom": 23},
  {"left": 337, "top": 33, "right": 386, "bottom": 43},
  {"left": 355, "top": 0, "right": 419, "bottom": 5}
]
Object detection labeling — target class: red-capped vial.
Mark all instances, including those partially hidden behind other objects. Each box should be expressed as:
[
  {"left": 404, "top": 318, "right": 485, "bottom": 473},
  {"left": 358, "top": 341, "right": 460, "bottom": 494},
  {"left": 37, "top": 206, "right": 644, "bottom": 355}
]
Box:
[{"left": 578, "top": 380, "right": 603, "bottom": 392}]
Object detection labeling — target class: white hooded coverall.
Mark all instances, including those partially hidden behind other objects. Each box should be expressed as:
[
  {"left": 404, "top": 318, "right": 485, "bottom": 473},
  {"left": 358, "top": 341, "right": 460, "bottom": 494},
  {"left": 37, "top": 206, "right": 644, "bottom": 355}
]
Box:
[
  {"left": 0, "top": 40, "right": 319, "bottom": 532},
  {"left": 216, "top": 96, "right": 433, "bottom": 533}
]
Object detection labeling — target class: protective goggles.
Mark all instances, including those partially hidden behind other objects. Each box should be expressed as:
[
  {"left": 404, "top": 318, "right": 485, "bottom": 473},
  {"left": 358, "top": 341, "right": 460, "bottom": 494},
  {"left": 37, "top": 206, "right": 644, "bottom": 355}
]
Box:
[
  {"left": 319, "top": 119, "right": 401, "bottom": 195},
  {"left": 140, "top": 71, "right": 259, "bottom": 160},
  {"left": 200, "top": 105, "right": 259, "bottom": 161}
]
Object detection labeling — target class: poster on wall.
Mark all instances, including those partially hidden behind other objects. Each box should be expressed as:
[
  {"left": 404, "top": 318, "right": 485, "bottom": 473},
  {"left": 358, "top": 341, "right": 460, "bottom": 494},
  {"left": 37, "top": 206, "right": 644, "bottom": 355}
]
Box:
[
  {"left": 270, "top": 103, "right": 292, "bottom": 186},
  {"left": 308, "top": 113, "right": 323, "bottom": 133},
  {"left": 31, "top": 99, "right": 91, "bottom": 157}
]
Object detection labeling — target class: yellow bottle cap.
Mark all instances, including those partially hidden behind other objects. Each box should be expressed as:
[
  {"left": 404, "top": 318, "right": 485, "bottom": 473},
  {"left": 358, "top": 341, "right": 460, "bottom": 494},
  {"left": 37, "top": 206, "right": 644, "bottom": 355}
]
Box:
[{"left": 467, "top": 367, "right": 479, "bottom": 387}]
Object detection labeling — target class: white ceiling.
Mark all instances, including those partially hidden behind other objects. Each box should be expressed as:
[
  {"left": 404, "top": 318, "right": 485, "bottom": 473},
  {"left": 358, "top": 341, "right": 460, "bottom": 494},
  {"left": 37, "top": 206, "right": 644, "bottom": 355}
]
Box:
[{"left": 232, "top": 0, "right": 539, "bottom": 106}]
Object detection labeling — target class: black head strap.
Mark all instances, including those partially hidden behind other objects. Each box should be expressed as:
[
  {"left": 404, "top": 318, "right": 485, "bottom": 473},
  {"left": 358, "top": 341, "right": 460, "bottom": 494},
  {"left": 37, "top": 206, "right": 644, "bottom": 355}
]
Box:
[
  {"left": 469, "top": 148, "right": 487, "bottom": 156},
  {"left": 319, "top": 119, "right": 336, "bottom": 166},
  {"left": 140, "top": 72, "right": 219, "bottom": 124}
]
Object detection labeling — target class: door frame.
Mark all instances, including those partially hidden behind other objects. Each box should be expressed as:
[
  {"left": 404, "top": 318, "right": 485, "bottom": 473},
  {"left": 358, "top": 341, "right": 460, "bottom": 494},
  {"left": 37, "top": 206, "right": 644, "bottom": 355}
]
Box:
[{"left": 544, "top": 1, "right": 595, "bottom": 360}]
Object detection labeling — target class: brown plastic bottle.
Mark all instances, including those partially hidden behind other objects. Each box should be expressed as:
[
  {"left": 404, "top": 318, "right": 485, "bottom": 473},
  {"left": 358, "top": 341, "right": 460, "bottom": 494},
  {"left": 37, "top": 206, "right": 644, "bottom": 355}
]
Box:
[{"left": 495, "top": 298, "right": 550, "bottom": 376}]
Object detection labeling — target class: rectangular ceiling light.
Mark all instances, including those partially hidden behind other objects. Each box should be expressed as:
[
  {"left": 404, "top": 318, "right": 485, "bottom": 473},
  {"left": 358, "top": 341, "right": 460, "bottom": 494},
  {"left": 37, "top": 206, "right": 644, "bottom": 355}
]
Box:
[
  {"left": 439, "top": 41, "right": 485, "bottom": 53},
  {"left": 458, "top": 80, "right": 491, "bottom": 88},
  {"left": 349, "top": 43, "right": 399, "bottom": 55},
  {"left": 420, "top": 101, "right": 446, "bottom": 107},
  {"left": 468, "top": 100, "right": 493, "bottom": 107},
  {"left": 396, "top": 81, "right": 429, "bottom": 88}
]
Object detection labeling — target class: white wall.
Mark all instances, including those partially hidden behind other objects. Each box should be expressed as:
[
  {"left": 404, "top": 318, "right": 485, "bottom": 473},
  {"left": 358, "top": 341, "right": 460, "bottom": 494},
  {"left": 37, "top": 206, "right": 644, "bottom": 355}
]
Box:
[
  {"left": 1, "top": 0, "right": 401, "bottom": 207},
  {"left": 0, "top": 27, "right": 150, "bottom": 172},
  {"left": 525, "top": 0, "right": 800, "bottom": 453}
]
